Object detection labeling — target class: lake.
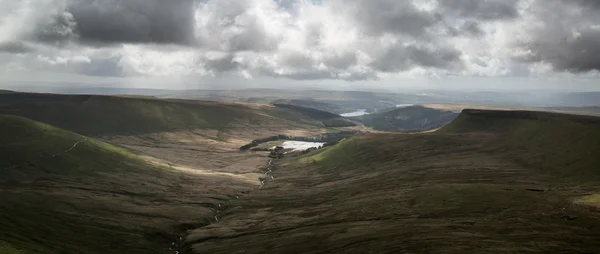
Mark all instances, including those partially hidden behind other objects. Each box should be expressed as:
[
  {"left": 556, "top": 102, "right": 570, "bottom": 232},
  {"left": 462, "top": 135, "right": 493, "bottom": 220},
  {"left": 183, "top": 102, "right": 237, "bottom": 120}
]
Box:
[
  {"left": 340, "top": 109, "right": 369, "bottom": 117},
  {"left": 280, "top": 141, "right": 326, "bottom": 151}
]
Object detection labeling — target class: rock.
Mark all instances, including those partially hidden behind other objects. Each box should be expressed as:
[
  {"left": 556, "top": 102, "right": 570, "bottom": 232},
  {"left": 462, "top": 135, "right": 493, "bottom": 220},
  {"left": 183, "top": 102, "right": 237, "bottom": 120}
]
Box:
[{"left": 560, "top": 215, "right": 578, "bottom": 221}]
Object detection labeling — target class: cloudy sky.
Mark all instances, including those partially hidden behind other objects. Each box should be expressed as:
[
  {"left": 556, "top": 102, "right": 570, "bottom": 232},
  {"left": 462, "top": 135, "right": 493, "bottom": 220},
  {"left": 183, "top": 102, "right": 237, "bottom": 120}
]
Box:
[{"left": 0, "top": 0, "right": 599, "bottom": 91}]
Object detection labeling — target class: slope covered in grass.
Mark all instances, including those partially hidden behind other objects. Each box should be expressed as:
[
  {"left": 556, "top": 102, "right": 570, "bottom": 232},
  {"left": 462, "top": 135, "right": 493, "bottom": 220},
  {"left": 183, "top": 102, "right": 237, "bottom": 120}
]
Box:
[
  {"left": 352, "top": 105, "right": 459, "bottom": 132},
  {"left": 0, "top": 92, "right": 330, "bottom": 137},
  {"left": 272, "top": 103, "right": 357, "bottom": 127},
  {"left": 442, "top": 109, "right": 600, "bottom": 180},
  {"left": 185, "top": 110, "right": 600, "bottom": 253},
  {"left": 0, "top": 115, "right": 256, "bottom": 253}
]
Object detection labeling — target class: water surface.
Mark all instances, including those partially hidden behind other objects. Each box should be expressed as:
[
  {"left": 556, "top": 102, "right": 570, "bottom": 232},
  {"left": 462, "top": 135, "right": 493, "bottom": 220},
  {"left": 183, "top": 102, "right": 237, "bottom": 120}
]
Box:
[
  {"left": 340, "top": 109, "right": 369, "bottom": 117},
  {"left": 280, "top": 141, "right": 326, "bottom": 151}
]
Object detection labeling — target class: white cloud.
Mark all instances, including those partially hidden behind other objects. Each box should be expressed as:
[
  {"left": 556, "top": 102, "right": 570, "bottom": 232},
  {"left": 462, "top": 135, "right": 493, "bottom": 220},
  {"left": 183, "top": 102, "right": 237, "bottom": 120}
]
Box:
[{"left": 0, "top": 0, "right": 598, "bottom": 88}]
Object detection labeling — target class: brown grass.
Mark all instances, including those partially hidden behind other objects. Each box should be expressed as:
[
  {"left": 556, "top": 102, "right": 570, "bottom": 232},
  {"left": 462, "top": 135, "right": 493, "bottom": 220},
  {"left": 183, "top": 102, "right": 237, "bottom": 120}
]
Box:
[{"left": 184, "top": 128, "right": 600, "bottom": 253}]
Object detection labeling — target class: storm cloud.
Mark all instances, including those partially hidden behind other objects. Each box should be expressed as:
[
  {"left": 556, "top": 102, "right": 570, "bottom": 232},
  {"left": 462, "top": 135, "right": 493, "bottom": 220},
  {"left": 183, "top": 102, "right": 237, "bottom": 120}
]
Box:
[
  {"left": 514, "top": 0, "right": 600, "bottom": 72},
  {"left": 67, "top": 0, "right": 196, "bottom": 45},
  {"left": 0, "top": 41, "right": 34, "bottom": 53},
  {"left": 0, "top": 0, "right": 599, "bottom": 83},
  {"left": 438, "top": 0, "right": 520, "bottom": 20}
]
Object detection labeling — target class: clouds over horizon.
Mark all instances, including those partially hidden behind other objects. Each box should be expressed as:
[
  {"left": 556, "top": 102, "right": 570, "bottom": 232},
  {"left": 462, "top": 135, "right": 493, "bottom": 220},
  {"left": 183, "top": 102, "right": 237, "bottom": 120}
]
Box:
[{"left": 0, "top": 0, "right": 599, "bottom": 84}]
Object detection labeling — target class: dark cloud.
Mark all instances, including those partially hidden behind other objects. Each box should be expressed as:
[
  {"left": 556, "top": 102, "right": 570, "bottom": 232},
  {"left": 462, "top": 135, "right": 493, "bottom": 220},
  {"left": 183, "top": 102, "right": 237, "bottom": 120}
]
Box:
[
  {"left": 515, "top": 0, "right": 600, "bottom": 72},
  {"left": 203, "top": 55, "right": 240, "bottom": 72},
  {"left": 34, "top": 12, "right": 77, "bottom": 45},
  {"left": 342, "top": 0, "right": 440, "bottom": 37},
  {"left": 195, "top": 0, "right": 278, "bottom": 52},
  {"left": 323, "top": 53, "right": 358, "bottom": 69},
  {"left": 567, "top": 0, "right": 600, "bottom": 9},
  {"left": 519, "top": 29, "right": 600, "bottom": 72},
  {"left": 447, "top": 21, "right": 485, "bottom": 37},
  {"left": 370, "top": 45, "right": 463, "bottom": 72},
  {"left": 76, "top": 56, "right": 125, "bottom": 77},
  {"left": 438, "top": 0, "right": 520, "bottom": 20},
  {"left": 0, "top": 41, "right": 34, "bottom": 54},
  {"left": 260, "top": 69, "right": 376, "bottom": 81},
  {"left": 280, "top": 53, "right": 315, "bottom": 70},
  {"left": 66, "top": 0, "right": 195, "bottom": 45},
  {"left": 460, "top": 21, "right": 485, "bottom": 37}
]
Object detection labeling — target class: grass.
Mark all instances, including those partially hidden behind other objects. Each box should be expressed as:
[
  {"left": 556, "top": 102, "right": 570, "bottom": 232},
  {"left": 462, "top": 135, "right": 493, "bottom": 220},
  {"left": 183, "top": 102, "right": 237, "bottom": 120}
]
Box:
[
  {"left": 0, "top": 115, "right": 255, "bottom": 253},
  {"left": 185, "top": 109, "right": 600, "bottom": 253},
  {"left": 0, "top": 94, "right": 249, "bottom": 136},
  {"left": 0, "top": 115, "right": 140, "bottom": 180},
  {"left": 272, "top": 103, "right": 357, "bottom": 127},
  {"left": 0, "top": 241, "right": 23, "bottom": 254},
  {"left": 442, "top": 109, "right": 600, "bottom": 181},
  {"left": 0, "top": 92, "right": 331, "bottom": 137},
  {"left": 353, "top": 105, "right": 459, "bottom": 132},
  {"left": 574, "top": 194, "right": 600, "bottom": 208}
]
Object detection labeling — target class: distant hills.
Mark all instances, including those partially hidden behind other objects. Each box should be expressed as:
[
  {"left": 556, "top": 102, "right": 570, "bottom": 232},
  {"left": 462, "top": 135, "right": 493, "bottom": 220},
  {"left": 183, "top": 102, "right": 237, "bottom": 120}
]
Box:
[
  {"left": 272, "top": 103, "right": 357, "bottom": 127},
  {"left": 0, "top": 91, "right": 354, "bottom": 137},
  {"left": 351, "top": 105, "right": 459, "bottom": 132}
]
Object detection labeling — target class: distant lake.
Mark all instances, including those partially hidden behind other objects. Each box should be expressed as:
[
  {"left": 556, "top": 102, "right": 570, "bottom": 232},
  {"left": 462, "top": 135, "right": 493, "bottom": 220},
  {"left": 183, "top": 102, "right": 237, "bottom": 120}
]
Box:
[
  {"left": 396, "top": 104, "right": 414, "bottom": 108},
  {"left": 340, "top": 109, "right": 369, "bottom": 117}
]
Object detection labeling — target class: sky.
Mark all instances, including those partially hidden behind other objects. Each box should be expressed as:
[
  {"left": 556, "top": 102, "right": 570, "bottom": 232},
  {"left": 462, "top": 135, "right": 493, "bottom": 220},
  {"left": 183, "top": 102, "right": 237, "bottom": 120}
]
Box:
[{"left": 0, "top": 0, "right": 599, "bottom": 91}]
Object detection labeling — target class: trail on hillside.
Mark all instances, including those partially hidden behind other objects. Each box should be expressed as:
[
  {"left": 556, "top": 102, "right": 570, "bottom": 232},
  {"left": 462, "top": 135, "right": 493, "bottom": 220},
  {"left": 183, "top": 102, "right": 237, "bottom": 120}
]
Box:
[{"left": 1, "top": 138, "right": 88, "bottom": 170}]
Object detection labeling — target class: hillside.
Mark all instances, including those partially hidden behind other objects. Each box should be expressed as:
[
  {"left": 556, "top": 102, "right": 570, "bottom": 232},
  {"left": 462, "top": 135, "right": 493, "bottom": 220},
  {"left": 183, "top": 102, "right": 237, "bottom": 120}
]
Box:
[
  {"left": 0, "top": 92, "right": 339, "bottom": 137},
  {"left": 442, "top": 109, "right": 600, "bottom": 179},
  {"left": 271, "top": 99, "right": 347, "bottom": 114},
  {"left": 272, "top": 103, "right": 357, "bottom": 127},
  {"left": 353, "top": 105, "right": 459, "bottom": 132},
  {"left": 185, "top": 109, "right": 600, "bottom": 253},
  {"left": 0, "top": 115, "right": 260, "bottom": 253}
]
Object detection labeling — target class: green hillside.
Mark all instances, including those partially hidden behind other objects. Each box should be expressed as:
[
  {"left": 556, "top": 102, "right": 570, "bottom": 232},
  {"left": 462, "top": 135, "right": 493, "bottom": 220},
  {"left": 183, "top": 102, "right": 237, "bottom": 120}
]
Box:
[
  {"left": 186, "top": 110, "right": 600, "bottom": 253},
  {"left": 0, "top": 92, "right": 328, "bottom": 136},
  {"left": 353, "top": 105, "right": 459, "bottom": 132},
  {"left": 272, "top": 103, "right": 357, "bottom": 127},
  {"left": 0, "top": 115, "right": 244, "bottom": 253},
  {"left": 442, "top": 109, "right": 600, "bottom": 180}
]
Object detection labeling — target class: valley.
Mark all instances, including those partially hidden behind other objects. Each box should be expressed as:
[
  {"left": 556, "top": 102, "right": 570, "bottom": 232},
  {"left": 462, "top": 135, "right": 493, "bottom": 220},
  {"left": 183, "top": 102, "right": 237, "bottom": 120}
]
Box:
[{"left": 1, "top": 91, "right": 599, "bottom": 253}]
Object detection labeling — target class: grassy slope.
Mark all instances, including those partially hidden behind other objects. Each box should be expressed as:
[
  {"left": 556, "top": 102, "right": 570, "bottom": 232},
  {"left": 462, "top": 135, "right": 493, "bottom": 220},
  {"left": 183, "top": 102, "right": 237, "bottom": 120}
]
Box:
[
  {"left": 186, "top": 110, "right": 600, "bottom": 253},
  {"left": 272, "top": 103, "right": 357, "bottom": 127},
  {"left": 353, "top": 105, "right": 459, "bottom": 132},
  {"left": 0, "top": 115, "right": 252, "bottom": 253},
  {"left": 442, "top": 109, "right": 600, "bottom": 180},
  {"left": 271, "top": 99, "right": 348, "bottom": 114},
  {"left": 0, "top": 92, "right": 326, "bottom": 137}
]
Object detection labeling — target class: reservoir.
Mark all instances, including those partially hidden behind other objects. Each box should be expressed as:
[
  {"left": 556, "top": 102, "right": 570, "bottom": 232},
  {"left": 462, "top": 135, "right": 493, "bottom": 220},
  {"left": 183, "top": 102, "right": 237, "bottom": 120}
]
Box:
[
  {"left": 280, "top": 141, "right": 326, "bottom": 151},
  {"left": 340, "top": 109, "right": 369, "bottom": 117}
]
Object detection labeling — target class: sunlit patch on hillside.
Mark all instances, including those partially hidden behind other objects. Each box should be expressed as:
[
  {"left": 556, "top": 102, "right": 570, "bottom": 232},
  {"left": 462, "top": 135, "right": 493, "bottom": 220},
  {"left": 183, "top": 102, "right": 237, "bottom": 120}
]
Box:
[{"left": 574, "top": 194, "right": 600, "bottom": 208}]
